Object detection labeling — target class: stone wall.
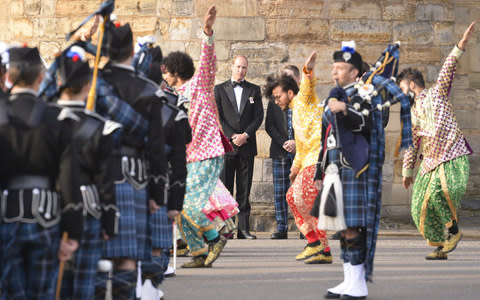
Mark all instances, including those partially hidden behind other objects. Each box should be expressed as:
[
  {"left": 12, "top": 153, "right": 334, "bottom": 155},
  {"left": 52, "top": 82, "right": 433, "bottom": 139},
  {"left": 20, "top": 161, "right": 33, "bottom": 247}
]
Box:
[{"left": 2, "top": 0, "right": 479, "bottom": 231}]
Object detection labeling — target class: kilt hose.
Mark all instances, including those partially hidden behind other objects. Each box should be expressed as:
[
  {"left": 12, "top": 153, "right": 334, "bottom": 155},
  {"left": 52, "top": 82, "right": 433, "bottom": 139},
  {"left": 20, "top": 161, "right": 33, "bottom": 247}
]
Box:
[
  {"left": 0, "top": 223, "right": 60, "bottom": 300},
  {"left": 286, "top": 164, "right": 329, "bottom": 248},
  {"left": 61, "top": 218, "right": 102, "bottom": 300},
  {"left": 411, "top": 155, "right": 469, "bottom": 246},
  {"left": 272, "top": 156, "right": 293, "bottom": 232},
  {"left": 103, "top": 181, "right": 151, "bottom": 260},
  {"left": 143, "top": 206, "right": 172, "bottom": 287},
  {"left": 178, "top": 156, "right": 224, "bottom": 256}
]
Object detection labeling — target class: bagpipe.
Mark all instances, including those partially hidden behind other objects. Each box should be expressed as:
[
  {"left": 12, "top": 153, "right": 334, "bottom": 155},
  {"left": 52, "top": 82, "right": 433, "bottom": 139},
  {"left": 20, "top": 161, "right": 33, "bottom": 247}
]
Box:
[
  {"left": 350, "top": 42, "right": 401, "bottom": 117},
  {"left": 315, "top": 41, "right": 412, "bottom": 232},
  {"left": 38, "top": 0, "right": 116, "bottom": 103}
]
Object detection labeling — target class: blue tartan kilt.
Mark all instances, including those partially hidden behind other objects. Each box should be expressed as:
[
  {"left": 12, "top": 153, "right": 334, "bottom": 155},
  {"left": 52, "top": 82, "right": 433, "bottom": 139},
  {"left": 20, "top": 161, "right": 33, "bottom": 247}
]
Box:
[
  {"left": 150, "top": 206, "right": 173, "bottom": 250},
  {"left": 0, "top": 223, "right": 60, "bottom": 300},
  {"left": 341, "top": 167, "right": 368, "bottom": 228},
  {"left": 103, "top": 182, "right": 151, "bottom": 260},
  {"left": 61, "top": 218, "right": 102, "bottom": 300}
]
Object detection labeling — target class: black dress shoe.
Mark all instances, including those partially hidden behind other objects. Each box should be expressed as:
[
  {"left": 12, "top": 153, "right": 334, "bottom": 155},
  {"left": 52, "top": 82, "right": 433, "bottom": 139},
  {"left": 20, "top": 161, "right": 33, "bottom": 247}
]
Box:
[
  {"left": 324, "top": 291, "right": 341, "bottom": 299},
  {"left": 340, "top": 295, "right": 366, "bottom": 300},
  {"left": 237, "top": 230, "right": 257, "bottom": 239},
  {"left": 299, "top": 232, "right": 305, "bottom": 239},
  {"left": 271, "top": 231, "right": 288, "bottom": 239}
]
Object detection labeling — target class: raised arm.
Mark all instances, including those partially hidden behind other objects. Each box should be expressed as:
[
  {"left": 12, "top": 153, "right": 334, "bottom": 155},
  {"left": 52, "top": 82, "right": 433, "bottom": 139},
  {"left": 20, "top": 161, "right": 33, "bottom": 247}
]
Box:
[
  {"left": 434, "top": 22, "right": 475, "bottom": 100},
  {"left": 193, "top": 5, "right": 217, "bottom": 93},
  {"left": 297, "top": 51, "right": 318, "bottom": 105}
]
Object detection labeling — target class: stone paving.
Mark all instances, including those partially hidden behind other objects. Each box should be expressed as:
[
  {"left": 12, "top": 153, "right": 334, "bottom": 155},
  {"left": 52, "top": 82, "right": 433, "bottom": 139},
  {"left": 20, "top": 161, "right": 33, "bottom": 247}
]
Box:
[{"left": 159, "top": 231, "right": 480, "bottom": 300}]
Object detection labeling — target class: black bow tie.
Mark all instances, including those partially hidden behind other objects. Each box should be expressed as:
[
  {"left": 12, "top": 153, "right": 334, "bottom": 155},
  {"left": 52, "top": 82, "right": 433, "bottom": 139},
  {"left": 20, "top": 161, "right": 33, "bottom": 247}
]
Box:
[{"left": 232, "top": 80, "right": 245, "bottom": 88}]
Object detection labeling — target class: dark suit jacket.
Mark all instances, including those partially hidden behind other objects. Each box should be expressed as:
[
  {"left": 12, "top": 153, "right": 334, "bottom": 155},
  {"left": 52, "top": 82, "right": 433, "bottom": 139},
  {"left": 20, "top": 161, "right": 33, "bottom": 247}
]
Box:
[
  {"left": 265, "top": 101, "right": 293, "bottom": 159},
  {"left": 215, "top": 79, "right": 264, "bottom": 158}
]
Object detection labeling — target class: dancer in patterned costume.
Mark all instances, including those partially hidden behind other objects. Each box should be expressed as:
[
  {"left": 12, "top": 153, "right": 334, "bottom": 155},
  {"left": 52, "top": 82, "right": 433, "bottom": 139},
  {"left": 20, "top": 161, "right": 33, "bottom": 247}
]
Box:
[
  {"left": 163, "top": 6, "right": 228, "bottom": 268},
  {"left": 285, "top": 51, "right": 331, "bottom": 263},
  {"left": 400, "top": 22, "right": 475, "bottom": 260}
]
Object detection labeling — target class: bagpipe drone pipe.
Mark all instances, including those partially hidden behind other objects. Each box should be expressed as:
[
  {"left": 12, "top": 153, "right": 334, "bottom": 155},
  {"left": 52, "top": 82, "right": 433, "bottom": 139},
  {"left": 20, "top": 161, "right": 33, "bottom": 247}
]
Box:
[{"left": 38, "top": 0, "right": 116, "bottom": 102}]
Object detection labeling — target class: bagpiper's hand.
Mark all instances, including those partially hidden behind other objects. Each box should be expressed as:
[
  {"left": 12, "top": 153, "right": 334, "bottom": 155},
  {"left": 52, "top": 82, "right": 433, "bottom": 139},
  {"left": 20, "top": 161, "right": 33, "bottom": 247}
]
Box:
[
  {"left": 149, "top": 199, "right": 160, "bottom": 214},
  {"left": 402, "top": 176, "right": 413, "bottom": 189},
  {"left": 305, "top": 51, "right": 317, "bottom": 71},
  {"left": 167, "top": 209, "right": 180, "bottom": 220},
  {"left": 458, "top": 21, "right": 475, "bottom": 51},
  {"left": 58, "top": 238, "right": 79, "bottom": 261},
  {"left": 102, "top": 229, "right": 110, "bottom": 241},
  {"left": 203, "top": 5, "right": 216, "bottom": 36}
]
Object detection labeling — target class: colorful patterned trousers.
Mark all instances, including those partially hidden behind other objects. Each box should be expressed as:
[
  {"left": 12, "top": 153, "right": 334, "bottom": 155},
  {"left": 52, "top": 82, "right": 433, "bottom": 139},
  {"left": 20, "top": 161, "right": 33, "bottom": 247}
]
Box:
[
  {"left": 177, "top": 156, "right": 224, "bottom": 256},
  {"left": 286, "top": 165, "right": 328, "bottom": 248},
  {"left": 411, "top": 156, "right": 469, "bottom": 246}
]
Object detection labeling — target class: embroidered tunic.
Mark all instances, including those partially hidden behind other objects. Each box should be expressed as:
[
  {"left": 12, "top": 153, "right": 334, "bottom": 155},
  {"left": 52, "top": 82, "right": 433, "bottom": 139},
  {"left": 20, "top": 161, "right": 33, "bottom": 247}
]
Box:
[
  {"left": 177, "top": 34, "right": 225, "bottom": 163},
  {"left": 403, "top": 46, "right": 471, "bottom": 177},
  {"left": 290, "top": 69, "right": 323, "bottom": 171}
]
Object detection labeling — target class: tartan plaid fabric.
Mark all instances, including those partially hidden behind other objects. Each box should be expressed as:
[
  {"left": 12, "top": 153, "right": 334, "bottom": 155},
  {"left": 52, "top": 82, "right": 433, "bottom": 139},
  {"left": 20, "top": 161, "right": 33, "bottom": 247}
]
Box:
[
  {"left": 61, "top": 218, "right": 103, "bottom": 300},
  {"left": 103, "top": 182, "right": 151, "bottom": 261},
  {"left": 272, "top": 157, "right": 293, "bottom": 232},
  {"left": 341, "top": 168, "right": 368, "bottom": 227},
  {"left": 151, "top": 206, "right": 173, "bottom": 249},
  {"left": 343, "top": 76, "right": 412, "bottom": 281},
  {"left": 96, "top": 76, "right": 148, "bottom": 145},
  {"left": 141, "top": 253, "right": 170, "bottom": 287},
  {"left": 0, "top": 223, "right": 60, "bottom": 300}
]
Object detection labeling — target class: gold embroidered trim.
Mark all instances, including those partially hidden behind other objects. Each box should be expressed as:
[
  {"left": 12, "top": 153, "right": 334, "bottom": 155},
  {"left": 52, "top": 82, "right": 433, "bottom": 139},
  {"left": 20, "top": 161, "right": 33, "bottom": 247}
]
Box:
[
  {"left": 419, "top": 177, "right": 433, "bottom": 238},
  {"left": 439, "top": 163, "right": 457, "bottom": 222}
]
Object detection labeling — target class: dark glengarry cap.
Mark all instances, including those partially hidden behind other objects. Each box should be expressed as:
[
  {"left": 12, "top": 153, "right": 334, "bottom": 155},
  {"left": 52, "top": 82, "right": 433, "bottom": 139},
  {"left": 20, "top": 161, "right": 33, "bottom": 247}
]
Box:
[
  {"left": 58, "top": 46, "right": 91, "bottom": 88},
  {"left": 333, "top": 41, "right": 363, "bottom": 74},
  {"left": 9, "top": 46, "right": 42, "bottom": 66},
  {"left": 107, "top": 22, "right": 133, "bottom": 58}
]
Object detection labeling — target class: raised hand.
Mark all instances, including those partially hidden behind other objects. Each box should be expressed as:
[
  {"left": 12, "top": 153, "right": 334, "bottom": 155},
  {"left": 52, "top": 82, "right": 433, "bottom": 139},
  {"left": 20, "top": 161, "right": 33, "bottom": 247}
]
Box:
[
  {"left": 458, "top": 21, "right": 476, "bottom": 50},
  {"left": 305, "top": 51, "right": 317, "bottom": 71},
  {"left": 203, "top": 5, "right": 217, "bottom": 36}
]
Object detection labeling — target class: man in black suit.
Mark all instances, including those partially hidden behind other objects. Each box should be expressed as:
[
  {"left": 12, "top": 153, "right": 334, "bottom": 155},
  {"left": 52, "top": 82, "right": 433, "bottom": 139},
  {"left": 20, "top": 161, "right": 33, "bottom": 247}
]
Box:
[
  {"left": 264, "top": 72, "right": 299, "bottom": 240},
  {"left": 215, "top": 55, "right": 263, "bottom": 239}
]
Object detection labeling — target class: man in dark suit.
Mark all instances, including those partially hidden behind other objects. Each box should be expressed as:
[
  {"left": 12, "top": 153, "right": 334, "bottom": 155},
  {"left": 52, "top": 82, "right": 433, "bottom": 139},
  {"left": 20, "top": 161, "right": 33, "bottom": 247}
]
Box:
[
  {"left": 264, "top": 74, "right": 299, "bottom": 239},
  {"left": 215, "top": 55, "right": 263, "bottom": 239}
]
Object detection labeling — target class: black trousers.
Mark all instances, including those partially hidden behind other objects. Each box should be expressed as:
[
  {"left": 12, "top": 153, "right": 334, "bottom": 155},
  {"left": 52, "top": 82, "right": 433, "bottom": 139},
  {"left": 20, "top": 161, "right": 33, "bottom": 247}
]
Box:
[{"left": 221, "top": 154, "right": 255, "bottom": 231}]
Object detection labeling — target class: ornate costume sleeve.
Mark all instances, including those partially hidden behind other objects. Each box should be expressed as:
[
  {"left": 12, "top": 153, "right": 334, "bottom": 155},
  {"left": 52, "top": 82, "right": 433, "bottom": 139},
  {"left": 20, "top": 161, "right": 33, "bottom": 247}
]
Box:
[
  {"left": 297, "top": 68, "right": 316, "bottom": 105},
  {"left": 191, "top": 33, "right": 216, "bottom": 101},
  {"left": 402, "top": 124, "right": 421, "bottom": 178},
  {"left": 96, "top": 76, "right": 148, "bottom": 144},
  {"left": 433, "top": 45, "right": 464, "bottom": 101}
]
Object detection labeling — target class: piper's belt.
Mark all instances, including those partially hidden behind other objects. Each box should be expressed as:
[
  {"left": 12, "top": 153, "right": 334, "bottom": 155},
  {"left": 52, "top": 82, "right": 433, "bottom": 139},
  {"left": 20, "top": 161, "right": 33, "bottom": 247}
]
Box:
[
  {"left": 1, "top": 188, "right": 60, "bottom": 228},
  {"left": 119, "top": 145, "right": 141, "bottom": 157},
  {"left": 7, "top": 175, "right": 52, "bottom": 190}
]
